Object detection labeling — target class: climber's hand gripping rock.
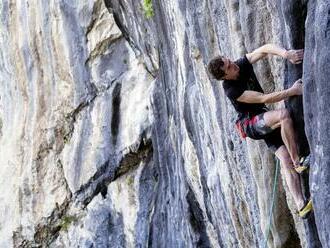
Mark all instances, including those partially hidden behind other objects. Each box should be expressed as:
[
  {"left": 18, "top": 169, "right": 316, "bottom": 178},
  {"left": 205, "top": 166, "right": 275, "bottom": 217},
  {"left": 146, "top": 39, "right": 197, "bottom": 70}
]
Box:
[{"left": 285, "top": 49, "right": 304, "bottom": 64}]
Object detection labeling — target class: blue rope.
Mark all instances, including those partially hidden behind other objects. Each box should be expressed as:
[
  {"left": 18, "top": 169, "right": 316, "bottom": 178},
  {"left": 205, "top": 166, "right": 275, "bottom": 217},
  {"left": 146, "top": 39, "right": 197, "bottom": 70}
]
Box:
[{"left": 263, "top": 158, "right": 280, "bottom": 248}]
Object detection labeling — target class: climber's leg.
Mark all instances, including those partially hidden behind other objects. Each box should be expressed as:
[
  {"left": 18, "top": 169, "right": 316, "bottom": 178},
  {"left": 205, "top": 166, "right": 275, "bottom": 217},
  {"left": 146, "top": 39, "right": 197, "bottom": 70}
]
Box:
[
  {"left": 275, "top": 145, "right": 305, "bottom": 210},
  {"left": 263, "top": 109, "right": 302, "bottom": 170}
]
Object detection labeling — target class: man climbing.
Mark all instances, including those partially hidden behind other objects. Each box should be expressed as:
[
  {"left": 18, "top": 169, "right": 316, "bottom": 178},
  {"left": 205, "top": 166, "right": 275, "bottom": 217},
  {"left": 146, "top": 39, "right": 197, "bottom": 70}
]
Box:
[{"left": 207, "top": 44, "right": 312, "bottom": 218}]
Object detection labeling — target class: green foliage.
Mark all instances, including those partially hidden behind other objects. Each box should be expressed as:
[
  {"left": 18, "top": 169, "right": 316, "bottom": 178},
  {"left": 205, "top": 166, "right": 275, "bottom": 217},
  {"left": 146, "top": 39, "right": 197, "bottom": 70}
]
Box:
[
  {"left": 63, "top": 134, "right": 69, "bottom": 144},
  {"left": 60, "top": 215, "right": 78, "bottom": 232},
  {"left": 142, "top": 0, "right": 154, "bottom": 19},
  {"left": 127, "top": 176, "right": 134, "bottom": 186}
]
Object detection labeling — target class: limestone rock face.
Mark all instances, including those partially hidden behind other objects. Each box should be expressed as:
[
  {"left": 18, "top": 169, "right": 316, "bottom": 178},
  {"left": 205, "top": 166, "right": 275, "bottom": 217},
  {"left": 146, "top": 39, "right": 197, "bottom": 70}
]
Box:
[
  {"left": 304, "top": 1, "right": 330, "bottom": 247},
  {"left": 0, "top": 0, "right": 328, "bottom": 247},
  {"left": 0, "top": 0, "right": 154, "bottom": 246}
]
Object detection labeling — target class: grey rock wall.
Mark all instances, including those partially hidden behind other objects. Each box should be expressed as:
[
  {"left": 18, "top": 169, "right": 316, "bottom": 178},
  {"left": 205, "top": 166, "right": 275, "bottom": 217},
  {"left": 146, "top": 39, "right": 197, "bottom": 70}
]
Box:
[
  {"left": 0, "top": 0, "right": 154, "bottom": 246},
  {"left": 304, "top": 0, "right": 330, "bottom": 247},
  {"left": 0, "top": 0, "right": 329, "bottom": 247}
]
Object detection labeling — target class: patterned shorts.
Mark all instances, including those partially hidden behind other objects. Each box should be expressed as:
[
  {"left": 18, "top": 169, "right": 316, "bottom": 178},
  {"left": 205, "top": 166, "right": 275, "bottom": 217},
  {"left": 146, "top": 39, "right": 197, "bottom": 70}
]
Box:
[{"left": 237, "top": 113, "right": 284, "bottom": 152}]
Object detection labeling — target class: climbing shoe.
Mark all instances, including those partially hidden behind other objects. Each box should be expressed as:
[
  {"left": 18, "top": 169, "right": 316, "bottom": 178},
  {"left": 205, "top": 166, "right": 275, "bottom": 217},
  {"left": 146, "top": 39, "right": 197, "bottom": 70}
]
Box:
[
  {"left": 298, "top": 199, "right": 313, "bottom": 219},
  {"left": 294, "top": 155, "right": 310, "bottom": 174}
]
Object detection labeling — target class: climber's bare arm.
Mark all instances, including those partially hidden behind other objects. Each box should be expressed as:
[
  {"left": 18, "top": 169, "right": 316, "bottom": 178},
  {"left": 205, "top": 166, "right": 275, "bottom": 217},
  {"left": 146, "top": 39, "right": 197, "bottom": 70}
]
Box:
[
  {"left": 237, "top": 79, "right": 303, "bottom": 104},
  {"left": 246, "top": 44, "right": 304, "bottom": 64}
]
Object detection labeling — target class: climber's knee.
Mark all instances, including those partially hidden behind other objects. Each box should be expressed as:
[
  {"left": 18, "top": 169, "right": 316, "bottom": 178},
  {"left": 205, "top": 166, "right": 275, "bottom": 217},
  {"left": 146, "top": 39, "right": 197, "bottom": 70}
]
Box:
[
  {"left": 279, "top": 109, "right": 291, "bottom": 123},
  {"left": 280, "top": 108, "right": 290, "bottom": 119},
  {"left": 263, "top": 108, "right": 291, "bottom": 130}
]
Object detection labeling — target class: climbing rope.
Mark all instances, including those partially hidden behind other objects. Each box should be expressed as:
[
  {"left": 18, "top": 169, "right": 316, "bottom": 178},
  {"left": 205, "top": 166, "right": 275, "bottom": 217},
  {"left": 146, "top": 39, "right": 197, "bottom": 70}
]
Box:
[{"left": 263, "top": 158, "right": 280, "bottom": 248}]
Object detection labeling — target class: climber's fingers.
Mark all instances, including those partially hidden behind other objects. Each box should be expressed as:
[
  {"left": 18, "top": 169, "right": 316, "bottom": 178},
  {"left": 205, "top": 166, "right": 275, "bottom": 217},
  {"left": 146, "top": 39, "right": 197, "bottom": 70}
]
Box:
[{"left": 287, "top": 49, "right": 304, "bottom": 64}]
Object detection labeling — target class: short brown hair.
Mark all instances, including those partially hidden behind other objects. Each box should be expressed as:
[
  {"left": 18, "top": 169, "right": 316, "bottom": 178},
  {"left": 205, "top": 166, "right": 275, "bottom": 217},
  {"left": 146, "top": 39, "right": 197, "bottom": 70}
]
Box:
[{"left": 207, "top": 56, "right": 225, "bottom": 80}]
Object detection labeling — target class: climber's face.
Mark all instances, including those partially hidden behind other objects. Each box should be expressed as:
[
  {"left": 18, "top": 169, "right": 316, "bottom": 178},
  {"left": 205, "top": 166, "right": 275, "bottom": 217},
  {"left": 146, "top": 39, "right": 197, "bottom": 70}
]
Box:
[{"left": 221, "top": 58, "right": 240, "bottom": 80}]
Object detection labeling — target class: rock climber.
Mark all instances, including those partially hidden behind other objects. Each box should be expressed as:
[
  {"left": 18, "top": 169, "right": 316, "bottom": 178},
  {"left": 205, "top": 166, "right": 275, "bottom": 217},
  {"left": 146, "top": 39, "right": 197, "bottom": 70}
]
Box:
[{"left": 207, "top": 44, "right": 312, "bottom": 218}]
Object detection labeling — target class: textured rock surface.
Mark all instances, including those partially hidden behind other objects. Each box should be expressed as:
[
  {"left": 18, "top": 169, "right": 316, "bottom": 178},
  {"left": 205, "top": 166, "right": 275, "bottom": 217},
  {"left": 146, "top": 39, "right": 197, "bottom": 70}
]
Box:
[
  {"left": 0, "top": 0, "right": 329, "bottom": 247},
  {"left": 0, "top": 0, "right": 154, "bottom": 246},
  {"left": 304, "top": 0, "right": 330, "bottom": 247}
]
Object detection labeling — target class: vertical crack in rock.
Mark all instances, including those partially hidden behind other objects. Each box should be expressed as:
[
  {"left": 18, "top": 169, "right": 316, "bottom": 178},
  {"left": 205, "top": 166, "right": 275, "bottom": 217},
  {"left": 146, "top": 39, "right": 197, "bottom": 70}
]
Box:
[
  {"left": 280, "top": 0, "right": 309, "bottom": 156},
  {"left": 134, "top": 157, "right": 158, "bottom": 247},
  {"left": 111, "top": 82, "right": 121, "bottom": 145},
  {"left": 186, "top": 187, "right": 211, "bottom": 247},
  {"left": 279, "top": 1, "right": 321, "bottom": 246}
]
